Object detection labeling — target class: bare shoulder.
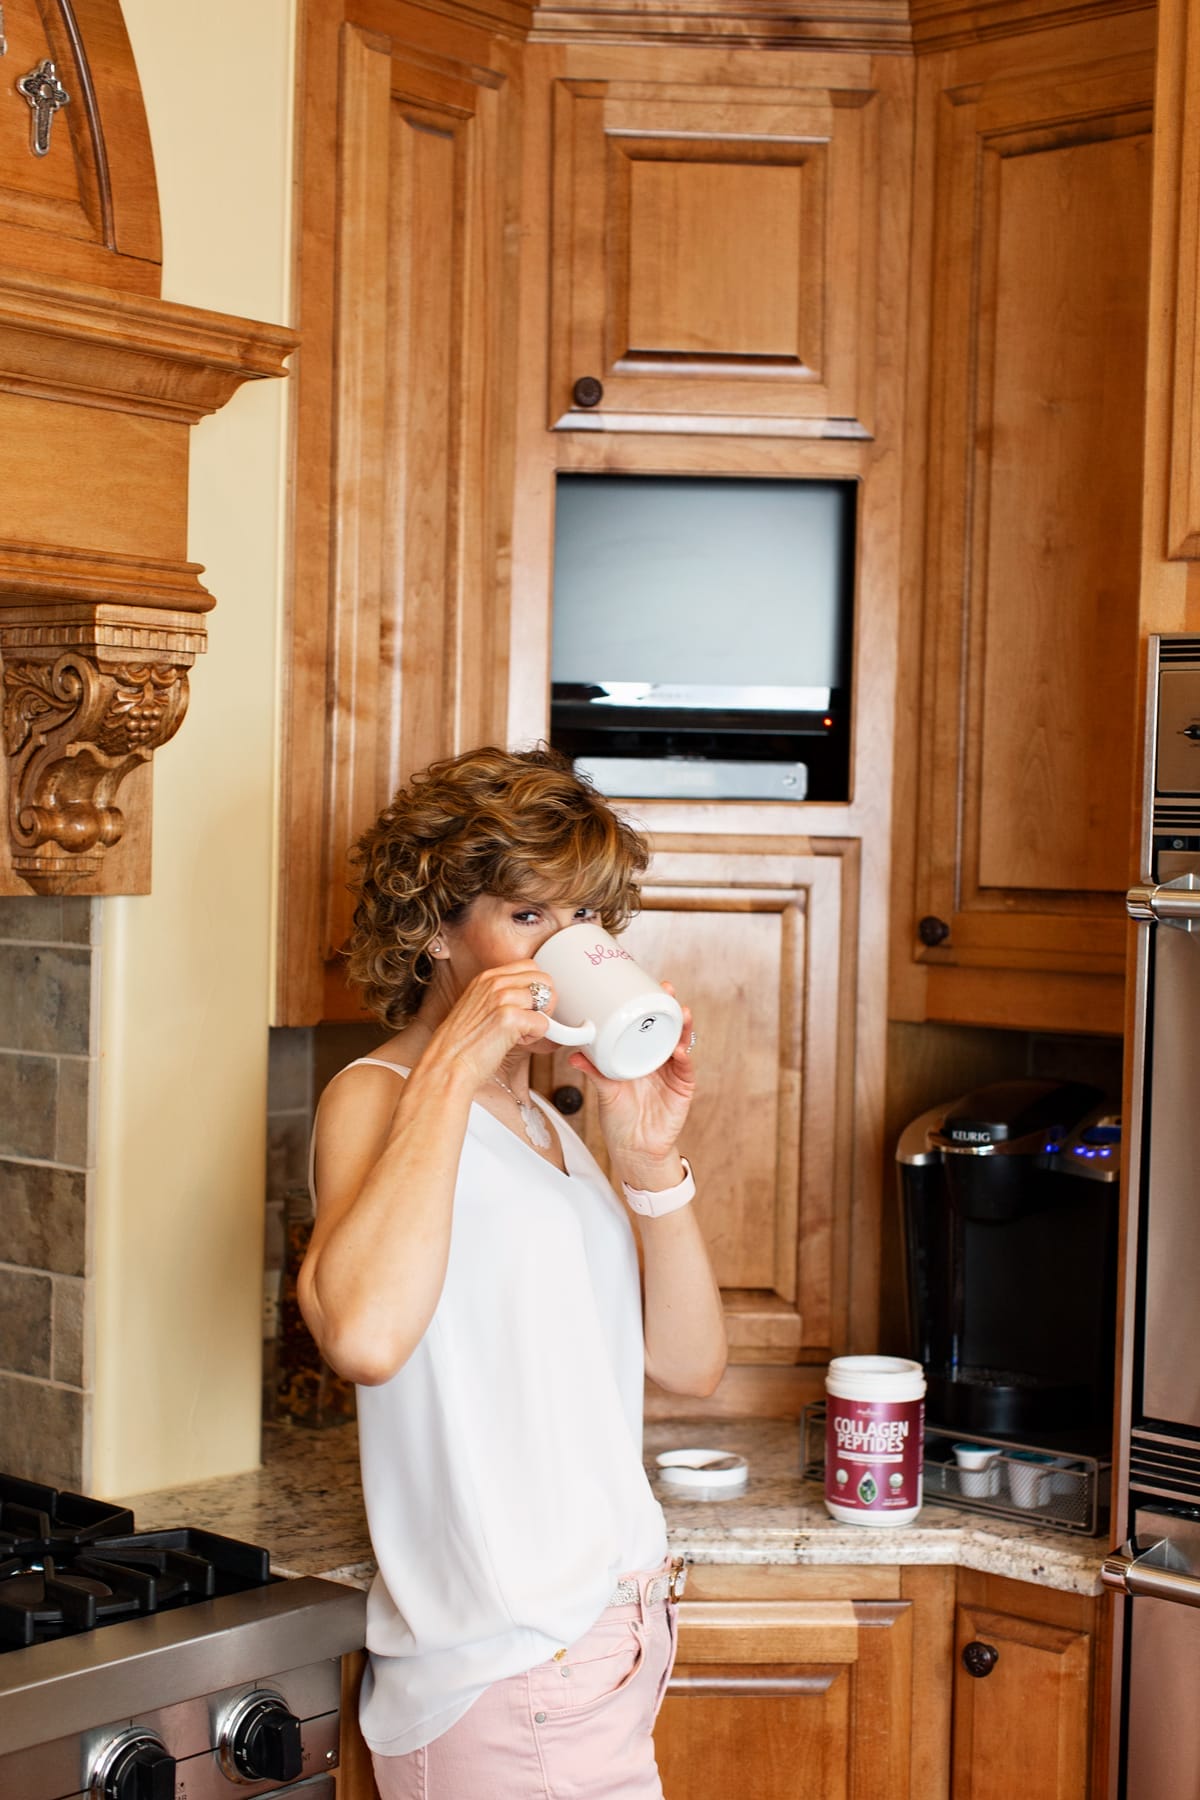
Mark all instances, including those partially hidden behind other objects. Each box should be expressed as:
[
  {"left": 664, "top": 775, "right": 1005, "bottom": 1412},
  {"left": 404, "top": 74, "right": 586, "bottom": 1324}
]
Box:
[
  {"left": 310, "top": 1050, "right": 409, "bottom": 1202},
  {"left": 316, "top": 1054, "right": 408, "bottom": 1136}
]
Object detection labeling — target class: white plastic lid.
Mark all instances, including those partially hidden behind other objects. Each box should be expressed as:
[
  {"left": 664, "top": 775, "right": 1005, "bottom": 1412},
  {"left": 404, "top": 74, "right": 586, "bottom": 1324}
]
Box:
[
  {"left": 825, "top": 1355, "right": 925, "bottom": 1402},
  {"left": 655, "top": 1449, "right": 749, "bottom": 1492}
]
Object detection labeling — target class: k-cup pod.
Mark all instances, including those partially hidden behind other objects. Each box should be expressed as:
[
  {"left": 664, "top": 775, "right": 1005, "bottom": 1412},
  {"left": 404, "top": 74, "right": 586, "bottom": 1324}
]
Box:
[
  {"left": 1007, "top": 1450, "right": 1055, "bottom": 1508},
  {"left": 824, "top": 1356, "right": 925, "bottom": 1527},
  {"left": 952, "top": 1442, "right": 1001, "bottom": 1498},
  {"left": 533, "top": 924, "right": 683, "bottom": 1081}
]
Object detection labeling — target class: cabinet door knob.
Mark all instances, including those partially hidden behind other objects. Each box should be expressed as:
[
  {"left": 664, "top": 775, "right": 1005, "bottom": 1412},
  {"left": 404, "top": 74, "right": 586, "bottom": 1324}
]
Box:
[
  {"left": 552, "top": 1085, "right": 584, "bottom": 1115},
  {"left": 572, "top": 376, "right": 603, "bottom": 408},
  {"left": 962, "top": 1640, "right": 999, "bottom": 1678},
  {"left": 918, "top": 914, "right": 951, "bottom": 947}
]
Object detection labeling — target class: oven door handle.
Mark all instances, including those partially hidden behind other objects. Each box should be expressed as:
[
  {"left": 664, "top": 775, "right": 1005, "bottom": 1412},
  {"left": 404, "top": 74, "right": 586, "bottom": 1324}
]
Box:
[
  {"left": 1127, "top": 874, "right": 1200, "bottom": 929},
  {"left": 1102, "top": 1536, "right": 1200, "bottom": 1607}
]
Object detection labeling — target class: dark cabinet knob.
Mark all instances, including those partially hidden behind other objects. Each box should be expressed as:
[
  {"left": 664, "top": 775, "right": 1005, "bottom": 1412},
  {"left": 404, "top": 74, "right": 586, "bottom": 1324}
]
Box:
[
  {"left": 552, "top": 1085, "right": 584, "bottom": 1115},
  {"left": 572, "top": 376, "right": 603, "bottom": 408},
  {"left": 918, "top": 915, "right": 951, "bottom": 947},
  {"left": 962, "top": 1640, "right": 999, "bottom": 1678}
]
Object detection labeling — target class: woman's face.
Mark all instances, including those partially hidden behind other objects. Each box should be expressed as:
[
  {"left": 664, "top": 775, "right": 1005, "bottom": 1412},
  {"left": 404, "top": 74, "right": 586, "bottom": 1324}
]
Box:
[{"left": 435, "top": 894, "right": 601, "bottom": 1002}]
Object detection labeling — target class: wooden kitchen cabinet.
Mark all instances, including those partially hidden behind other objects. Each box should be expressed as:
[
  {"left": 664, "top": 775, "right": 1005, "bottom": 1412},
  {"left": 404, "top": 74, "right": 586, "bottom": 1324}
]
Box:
[
  {"left": 279, "top": 0, "right": 523, "bottom": 1022},
  {"left": 655, "top": 1563, "right": 952, "bottom": 1800},
  {"left": 337, "top": 1566, "right": 1106, "bottom": 1800},
  {"left": 337, "top": 1652, "right": 380, "bottom": 1799},
  {"left": 543, "top": 50, "right": 882, "bottom": 437},
  {"left": 950, "top": 1572, "right": 1108, "bottom": 1800},
  {"left": 890, "top": 11, "right": 1156, "bottom": 1034},
  {"left": 538, "top": 840, "right": 858, "bottom": 1374}
]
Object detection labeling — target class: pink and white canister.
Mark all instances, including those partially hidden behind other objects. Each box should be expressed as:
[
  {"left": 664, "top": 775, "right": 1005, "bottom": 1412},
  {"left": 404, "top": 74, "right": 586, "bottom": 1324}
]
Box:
[{"left": 824, "top": 1355, "right": 925, "bottom": 1526}]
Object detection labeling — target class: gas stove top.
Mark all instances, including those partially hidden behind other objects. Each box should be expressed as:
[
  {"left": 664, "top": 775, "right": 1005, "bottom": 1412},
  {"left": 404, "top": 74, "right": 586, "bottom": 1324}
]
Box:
[
  {"left": 0, "top": 1472, "right": 366, "bottom": 1799},
  {"left": 0, "top": 1472, "right": 275, "bottom": 1650}
]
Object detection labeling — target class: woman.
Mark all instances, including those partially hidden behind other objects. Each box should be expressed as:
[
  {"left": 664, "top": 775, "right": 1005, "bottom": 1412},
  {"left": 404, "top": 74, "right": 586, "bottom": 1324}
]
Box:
[{"left": 300, "top": 744, "right": 727, "bottom": 1800}]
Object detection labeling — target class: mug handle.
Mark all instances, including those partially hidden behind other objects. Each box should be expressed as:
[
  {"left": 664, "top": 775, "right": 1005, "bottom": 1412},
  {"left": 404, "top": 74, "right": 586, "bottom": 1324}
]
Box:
[{"left": 542, "top": 1017, "right": 596, "bottom": 1048}]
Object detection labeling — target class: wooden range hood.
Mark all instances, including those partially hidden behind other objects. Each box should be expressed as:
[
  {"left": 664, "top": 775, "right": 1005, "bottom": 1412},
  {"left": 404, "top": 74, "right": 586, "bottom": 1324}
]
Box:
[{"left": 0, "top": 0, "right": 294, "bottom": 896}]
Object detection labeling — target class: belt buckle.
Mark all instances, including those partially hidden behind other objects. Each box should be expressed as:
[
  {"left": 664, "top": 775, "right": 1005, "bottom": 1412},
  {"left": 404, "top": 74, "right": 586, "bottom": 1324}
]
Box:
[{"left": 667, "top": 1556, "right": 687, "bottom": 1603}]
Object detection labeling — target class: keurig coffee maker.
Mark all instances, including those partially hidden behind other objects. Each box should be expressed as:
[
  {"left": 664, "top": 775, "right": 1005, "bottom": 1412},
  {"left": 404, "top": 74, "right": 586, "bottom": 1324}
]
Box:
[{"left": 897, "top": 1079, "right": 1120, "bottom": 1446}]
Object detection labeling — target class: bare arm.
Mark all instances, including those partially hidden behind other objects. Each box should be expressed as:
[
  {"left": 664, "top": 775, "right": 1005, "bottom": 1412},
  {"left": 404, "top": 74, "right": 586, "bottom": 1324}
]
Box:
[
  {"left": 570, "top": 998, "right": 728, "bottom": 1398},
  {"left": 299, "top": 964, "right": 553, "bottom": 1386},
  {"left": 615, "top": 1150, "right": 728, "bottom": 1399}
]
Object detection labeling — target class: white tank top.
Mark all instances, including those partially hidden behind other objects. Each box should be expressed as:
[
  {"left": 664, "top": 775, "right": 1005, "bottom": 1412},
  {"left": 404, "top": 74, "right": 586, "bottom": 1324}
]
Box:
[{"left": 317, "top": 1059, "right": 668, "bottom": 1757}]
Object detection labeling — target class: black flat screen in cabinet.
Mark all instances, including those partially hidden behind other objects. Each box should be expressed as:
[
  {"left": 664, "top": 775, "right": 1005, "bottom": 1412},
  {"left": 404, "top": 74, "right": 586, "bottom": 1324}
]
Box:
[{"left": 550, "top": 473, "right": 856, "bottom": 801}]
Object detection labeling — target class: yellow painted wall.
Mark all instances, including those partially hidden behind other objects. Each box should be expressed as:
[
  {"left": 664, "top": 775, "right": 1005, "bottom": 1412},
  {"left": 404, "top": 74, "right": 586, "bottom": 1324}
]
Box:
[{"left": 92, "top": 0, "right": 297, "bottom": 1496}]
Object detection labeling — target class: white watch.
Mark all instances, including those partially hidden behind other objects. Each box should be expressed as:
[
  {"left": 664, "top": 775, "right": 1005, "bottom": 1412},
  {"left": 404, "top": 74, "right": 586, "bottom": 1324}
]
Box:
[{"left": 621, "top": 1157, "right": 695, "bottom": 1218}]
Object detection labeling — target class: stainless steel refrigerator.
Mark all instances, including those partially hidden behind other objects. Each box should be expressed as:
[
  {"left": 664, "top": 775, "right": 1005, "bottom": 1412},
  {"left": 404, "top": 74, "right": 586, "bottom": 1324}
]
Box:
[{"left": 1104, "top": 633, "right": 1200, "bottom": 1795}]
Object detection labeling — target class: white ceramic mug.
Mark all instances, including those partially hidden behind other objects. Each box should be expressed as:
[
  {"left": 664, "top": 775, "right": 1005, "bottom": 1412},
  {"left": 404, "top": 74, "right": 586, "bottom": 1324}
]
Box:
[{"left": 532, "top": 923, "right": 683, "bottom": 1080}]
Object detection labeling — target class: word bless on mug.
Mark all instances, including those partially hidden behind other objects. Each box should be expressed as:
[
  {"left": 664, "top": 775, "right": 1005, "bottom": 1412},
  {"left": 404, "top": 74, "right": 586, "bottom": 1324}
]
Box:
[{"left": 585, "top": 941, "right": 633, "bottom": 967}]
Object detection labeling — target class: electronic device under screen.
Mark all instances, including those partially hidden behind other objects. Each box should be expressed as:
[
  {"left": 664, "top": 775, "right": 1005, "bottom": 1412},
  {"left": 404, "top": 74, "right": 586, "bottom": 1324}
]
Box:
[{"left": 550, "top": 474, "right": 856, "bottom": 801}]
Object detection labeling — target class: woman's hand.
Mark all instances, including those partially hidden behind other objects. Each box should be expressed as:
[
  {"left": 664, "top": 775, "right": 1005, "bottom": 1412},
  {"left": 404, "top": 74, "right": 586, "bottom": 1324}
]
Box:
[
  {"left": 567, "top": 985, "right": 696, "bottom": 1185},
  {"left": 422, "top": 962, "right": 556, "bottom": 1089}
]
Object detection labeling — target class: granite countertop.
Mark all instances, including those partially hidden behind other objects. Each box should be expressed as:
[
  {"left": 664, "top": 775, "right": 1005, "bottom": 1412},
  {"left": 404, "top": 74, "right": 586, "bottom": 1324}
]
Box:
[{"left": 119, "top": 1416, "right": 1107, "bottom": 1598}]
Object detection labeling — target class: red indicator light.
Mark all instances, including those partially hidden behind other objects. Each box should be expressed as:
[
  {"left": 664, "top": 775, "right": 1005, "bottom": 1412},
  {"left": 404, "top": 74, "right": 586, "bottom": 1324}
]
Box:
[{"left": 823, "top": 716, "right": 833, "bottom": 728}]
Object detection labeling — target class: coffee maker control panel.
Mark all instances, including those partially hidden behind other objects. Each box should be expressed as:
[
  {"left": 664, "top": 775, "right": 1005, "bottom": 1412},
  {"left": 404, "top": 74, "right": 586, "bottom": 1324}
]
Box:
[{"left": 1039, "top": 1110, "right": 1122, "bottom": 1184}]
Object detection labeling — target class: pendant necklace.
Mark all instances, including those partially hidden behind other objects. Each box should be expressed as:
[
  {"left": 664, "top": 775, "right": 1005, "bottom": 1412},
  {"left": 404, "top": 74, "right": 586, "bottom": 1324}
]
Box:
[{"left": 490, "top": 1074, "right": 553, "bottom": 1150}]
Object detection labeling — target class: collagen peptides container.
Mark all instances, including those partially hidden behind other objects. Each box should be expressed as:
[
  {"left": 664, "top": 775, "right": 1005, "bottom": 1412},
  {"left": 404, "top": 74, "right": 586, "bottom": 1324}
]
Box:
[{"left": 824, "top": 1356, "right": 925, "bottom": 1526}]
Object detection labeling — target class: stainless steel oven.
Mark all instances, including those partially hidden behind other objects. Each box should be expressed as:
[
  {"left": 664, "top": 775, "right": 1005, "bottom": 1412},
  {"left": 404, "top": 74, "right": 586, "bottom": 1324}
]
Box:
[
  {"left": 0, "top": 1471, "right": 365, "bottom": 1799},
  {"left": 1103, "top": 635, "right": 1200, "bottom": 1795}
]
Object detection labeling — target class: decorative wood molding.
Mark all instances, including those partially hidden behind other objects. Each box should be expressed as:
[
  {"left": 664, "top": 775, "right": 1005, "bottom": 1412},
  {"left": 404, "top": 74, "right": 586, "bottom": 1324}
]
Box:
[
  {"left": 0, "top": 544, "right": 213, "bottom": 616},
  {"left": 908, "top": 0, "right": 1153, "bottom": 50},
  {"left": 0, "top": 272, "right": 295, "bottom": 422},
  {"left": 528, "top": 0, "right": 911, "bottom": 50}
]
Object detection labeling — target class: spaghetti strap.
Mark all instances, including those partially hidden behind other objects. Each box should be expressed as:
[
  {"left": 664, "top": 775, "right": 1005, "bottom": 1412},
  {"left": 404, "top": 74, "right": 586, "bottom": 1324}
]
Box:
[
  {"left": 336, "top": 1056, "right": 412, "bottom": 1078},
  {"left": 308, "top": 1057, "right": 411, "bottom": 1208}
]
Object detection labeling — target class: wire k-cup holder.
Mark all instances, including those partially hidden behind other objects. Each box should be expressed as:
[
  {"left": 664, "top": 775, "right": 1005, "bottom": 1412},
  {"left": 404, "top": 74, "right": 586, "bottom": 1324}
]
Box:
[{"left": 800, "top": 1403, "right": 1110, "bottom": 1536}]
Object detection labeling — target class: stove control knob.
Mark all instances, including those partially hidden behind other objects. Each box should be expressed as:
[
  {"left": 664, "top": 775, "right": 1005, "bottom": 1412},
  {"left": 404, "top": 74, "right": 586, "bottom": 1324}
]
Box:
[
  {"left": 89, "top": 1728, "right": 176, "bottom": 1800},
  {"left": 222, "top": 1689, "right": 304, "bottom": 1785}
]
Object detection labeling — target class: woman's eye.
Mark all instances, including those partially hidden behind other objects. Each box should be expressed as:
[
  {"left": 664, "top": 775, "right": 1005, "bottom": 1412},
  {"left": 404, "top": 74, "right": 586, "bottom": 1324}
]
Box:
[
  {"left": 574, "top": 906, "right": 599, "bottom": 922},
  {"left": 513, "top": 909, "right": 542, "bottom": 925}
]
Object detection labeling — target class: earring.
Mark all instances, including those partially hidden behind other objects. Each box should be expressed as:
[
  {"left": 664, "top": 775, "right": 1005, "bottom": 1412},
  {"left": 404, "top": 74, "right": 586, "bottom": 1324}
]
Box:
[{"left": 429, "top": 938, "right": 443, "bottom": 956}]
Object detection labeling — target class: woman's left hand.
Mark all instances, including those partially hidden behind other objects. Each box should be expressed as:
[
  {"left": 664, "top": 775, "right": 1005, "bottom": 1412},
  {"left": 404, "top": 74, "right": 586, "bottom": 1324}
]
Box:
[{"left": 567, "top": 985, "right": 695, "bottom": 1182}]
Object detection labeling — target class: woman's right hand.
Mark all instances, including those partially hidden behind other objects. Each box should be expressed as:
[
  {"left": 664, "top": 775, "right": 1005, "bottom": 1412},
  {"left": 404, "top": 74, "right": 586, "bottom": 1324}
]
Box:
[{"left": 422, "top": 962, "right": 555, "bottom": 1089}]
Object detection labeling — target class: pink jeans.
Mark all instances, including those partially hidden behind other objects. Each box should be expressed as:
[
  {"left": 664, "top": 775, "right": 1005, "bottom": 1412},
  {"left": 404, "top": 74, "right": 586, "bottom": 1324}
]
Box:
[{"left": 371, "top": 1564, "right": 679, "bottom": 1800}]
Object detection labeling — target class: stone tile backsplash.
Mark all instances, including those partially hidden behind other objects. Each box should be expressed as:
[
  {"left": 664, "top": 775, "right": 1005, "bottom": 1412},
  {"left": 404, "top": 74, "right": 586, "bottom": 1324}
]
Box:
[
  {"left": 0, "top": 897, "right": 96, "bottom": 1487},
  {"left": 264, "top": 1023, "right": 381, "bottom": 1427}
]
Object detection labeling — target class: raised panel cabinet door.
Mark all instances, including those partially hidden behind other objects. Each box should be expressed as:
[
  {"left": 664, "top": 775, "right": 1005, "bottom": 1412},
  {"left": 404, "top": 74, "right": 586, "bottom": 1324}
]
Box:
[
  {"left": 655, "top": 1599, "right": 913, "bottom": 1800},
  {"left": 1165, "top": 0, "right": 1200, "bottom": 558},
  {"left": 547, "top": 72, "right": 879, "bottom": 434},
  {"left": 320, "top": 24, "right": 517, "bottom": 970},
  {"left": 538, "top": 840, "right": 856, "bottom": 1364},
  {"left": 909, "top": 41, "right": 1153, "bottom": 1030},
  {"left": 951, "top": 1603, "right": 1091, "bottom": 1800}
]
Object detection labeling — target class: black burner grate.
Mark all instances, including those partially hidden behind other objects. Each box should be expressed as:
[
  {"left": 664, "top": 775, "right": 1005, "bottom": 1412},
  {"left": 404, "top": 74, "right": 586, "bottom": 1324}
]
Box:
[{"left": 0, "top": 1480, "right": 273, "bottom": 1651}]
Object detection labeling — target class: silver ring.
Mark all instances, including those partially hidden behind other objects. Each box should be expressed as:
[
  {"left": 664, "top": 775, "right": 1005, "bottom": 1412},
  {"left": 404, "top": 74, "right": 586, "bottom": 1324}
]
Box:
[
  {"left": 689, "top": 1030, "right": 697, "bottom": 1049},
  {"left": 529, "top": 980, "right": 552, "bottom": 1013}
]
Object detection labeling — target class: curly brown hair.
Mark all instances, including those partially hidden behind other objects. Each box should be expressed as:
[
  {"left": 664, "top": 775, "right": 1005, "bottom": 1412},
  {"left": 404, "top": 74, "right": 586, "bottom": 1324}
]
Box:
[{"left": 346, "top": 745, "right": 650, "bottom": 1028}]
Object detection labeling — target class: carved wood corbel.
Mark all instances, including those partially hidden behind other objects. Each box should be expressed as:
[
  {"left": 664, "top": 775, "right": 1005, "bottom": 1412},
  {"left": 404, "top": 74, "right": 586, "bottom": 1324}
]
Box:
[{"left": 1, "top": 613, "right": 203, "bottom": 894}]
